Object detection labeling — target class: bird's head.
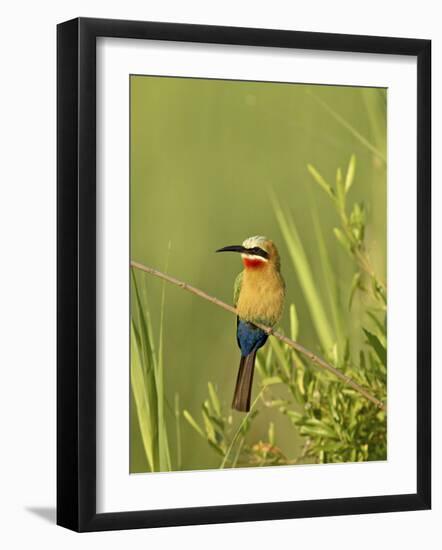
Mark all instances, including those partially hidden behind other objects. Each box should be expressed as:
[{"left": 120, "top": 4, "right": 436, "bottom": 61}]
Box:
[{"left": 216, "top": 235, "right": 281, "bottom": 270}]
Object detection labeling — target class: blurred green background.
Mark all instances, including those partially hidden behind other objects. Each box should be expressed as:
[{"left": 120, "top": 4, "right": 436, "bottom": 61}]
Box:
[{"left": 130, "top": 75, "right": 386, "bottom": 473}]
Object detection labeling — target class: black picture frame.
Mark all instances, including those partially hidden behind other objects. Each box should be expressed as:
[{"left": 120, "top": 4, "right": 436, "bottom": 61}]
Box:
[{"left": 57, "top": 17, "right": 431, "bottom": 532}]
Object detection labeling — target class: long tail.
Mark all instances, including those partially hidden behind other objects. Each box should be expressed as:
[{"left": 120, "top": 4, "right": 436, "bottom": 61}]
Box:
[{"left": 232, "top": 351, "right": 257, "bottom": 412}]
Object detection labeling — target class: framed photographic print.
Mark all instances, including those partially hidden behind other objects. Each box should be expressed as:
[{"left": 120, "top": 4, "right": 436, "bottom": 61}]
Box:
[{"left": 57, "top": 17, "right": 431, "bottom": 531}]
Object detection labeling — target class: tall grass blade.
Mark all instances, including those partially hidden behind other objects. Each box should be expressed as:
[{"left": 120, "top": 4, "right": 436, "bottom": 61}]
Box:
[
  {"left": 130, "top": 321, "right": 155, "bottom": 471},
  {"left": 309, "top": 92, "right": 386, "bottom": 164},
  {"left": 271, "top": 194, "right": 335, "bottom": 353},
  {"left": 289, "top": 303, "right": 299, "bottom": 342},
  {"left": 131, "top": 268, "right": 154, "bottom": 378},
  {"left": 360, "top": 88, "right": 387, "bottom": 159},
  {"left": 131, "top": 267, "right": 173, "bottom": 472},
  {"left": 131, "top": 271, "right": 160, "bottom": 470},
  {"left": 311, "top": 209, "right": 345, "bottom": 360},
  {"left": 174, "top": 392, "right": 182, "bottom": 470},
  {"left": 155, "top": 270, "right": 172, "bottom": 471},
  {"left": 220, "top": 388, "right": 265, "bottom": 469}
]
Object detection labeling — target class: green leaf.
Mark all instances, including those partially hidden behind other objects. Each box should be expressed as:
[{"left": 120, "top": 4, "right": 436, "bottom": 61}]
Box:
[
  {"left": 289, "top": 303, "right": 299, "bottom": 341},
  {"left": 202, "top": 406, "right": 216, "bottom": 442},
  {"left": 295, "top": 365, "right": 306, "bottom": 398},
  {"left": 286, "top": 410, "right": 304, "bottom": 424},
  {"left": 331, "top": 343, "right": 338, "bottom": 366},
  {"left": 264, "top": 345, "right": 274, "bottom": 376},
  {"left": 299, "top": 423, "right": 338, "bottom": 440},
  {"left": 183, "top": 410, "right": 205, "bottom": 439},
  {"left": 366, "top": 311, "right": 386, "bottom": 342},
  {"left": 345, "top": 155, "right": 356, "bottom": 193},
  {"left": 336, "top": 167, "right": 343, "bottom": 188},
  {"left": 268, "top": 422, "right": 275, "bottom": 445},
  {"left": 131, "top": 272, "right": 163, "bottom": 471},
  {"left": 307, "top": 164, "right": 335, "bottom": 200},
  {"left": 208, "top": 382, "right": 221, "bottom": 417},
  {"left": 344, "top": 339, "right": 351, "bottom": 363},
  {"left": 207, "top": 413, "right": 225, "bottom": 433},
  {"left": 372, "top": 278, "right": 387, "bottom": 305},
  {"left": 131, "top": 269, "right": 156, "bottom": 376},
  {"left": 336, "top": 166, "right": 346, "bottom": 210},
  {"left": 130, "top": 323, "right": 156, "bottom": 471},
  {"left": 349, "top": 202, "right": 365, "bottom": 242},
  {"left": 207, "top": 439, "right": 225, "bottom": 457},
  {"left": 333, "top": 227, "right": 352, "bottom": 256},
  {"left": 349, "top": 272, "right": 362, "bottom": 310},
  {"left": 261, "top": 376, "right": 283, "bottom": 386},
  {"left": 363, "top": 328, "right": 387, "bottom": 366}
]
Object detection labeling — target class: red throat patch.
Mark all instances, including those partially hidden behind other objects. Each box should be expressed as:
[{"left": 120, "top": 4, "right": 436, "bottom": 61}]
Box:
[{"left": 243, "top": 257, "right": 266, "bottom": 269}]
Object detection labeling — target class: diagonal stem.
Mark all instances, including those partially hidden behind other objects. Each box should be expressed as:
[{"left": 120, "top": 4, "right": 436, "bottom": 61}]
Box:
[
  {"left": 130, "top": 260, "right": 385, "bottom": 411},
  {"left": 220, "top": 388, "right": 264, "bottom": 469}
]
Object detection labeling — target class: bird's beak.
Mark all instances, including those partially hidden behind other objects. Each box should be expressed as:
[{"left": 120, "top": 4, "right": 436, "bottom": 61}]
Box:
[{"left": 215, "top": 245, "right": 247, "bottom": 254}]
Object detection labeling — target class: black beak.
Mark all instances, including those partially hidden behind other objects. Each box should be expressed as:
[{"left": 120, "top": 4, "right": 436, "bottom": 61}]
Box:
[{"left": 215, "top": 245, "right": 247, "bottom": 254}]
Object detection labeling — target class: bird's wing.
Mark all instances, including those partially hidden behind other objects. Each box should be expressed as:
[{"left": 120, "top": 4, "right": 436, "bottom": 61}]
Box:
[{"left": 233, "top": 271, "right": 243, "bottom": 307}]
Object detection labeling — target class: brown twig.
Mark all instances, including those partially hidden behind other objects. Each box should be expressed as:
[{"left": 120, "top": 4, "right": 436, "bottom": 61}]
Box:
[{"left": 130, "top": 260, "right": 385, "bottom": 411}]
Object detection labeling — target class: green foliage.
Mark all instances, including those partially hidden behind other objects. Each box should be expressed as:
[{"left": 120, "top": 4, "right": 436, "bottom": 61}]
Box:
[
  {"left": 258, "top": 320, "right": 387, "bottom": 464},
  {"left": 183, "top": 383, "right": 292, "bottom": 468},
  {"left": 131, "top": 269, "right": 172, "bottom": 472},
  {"left": 183, "top": 154, "right": 387, "bottom": 468},
  {"left": 183, "top": 382, "right": 255, "bottom": 467},
  {"left": 308, "top": 154, "right": 386, "bottom": 310},
  {"left": 271, "top": 154, "right": 387, "bottom": 464}
]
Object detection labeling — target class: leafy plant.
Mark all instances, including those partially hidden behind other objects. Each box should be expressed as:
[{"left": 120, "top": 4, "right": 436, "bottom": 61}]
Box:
[
  {"left": 256, "top": 304, "right": 387, "bottom": 464},
  {"left": 307, "top": 155, "right": 386, "bottom": 309},
  {"left": 184, "top": 154, "right": 387, "bottom": 467},
  {"left": 183, "top": 382, "right": 294, "bottom": 468},
  {"left": 131, "top": 269, "right": 172, "bottom": 472}
]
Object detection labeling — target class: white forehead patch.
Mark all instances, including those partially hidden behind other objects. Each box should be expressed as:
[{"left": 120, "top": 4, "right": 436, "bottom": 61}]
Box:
[{"left": 242, "top": 235, "right": 268, "bottom": 249}]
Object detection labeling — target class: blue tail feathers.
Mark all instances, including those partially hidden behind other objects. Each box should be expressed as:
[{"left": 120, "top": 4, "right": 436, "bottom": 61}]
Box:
[{"left": 236, "top": 320, "right": 268, "bottom": 357}]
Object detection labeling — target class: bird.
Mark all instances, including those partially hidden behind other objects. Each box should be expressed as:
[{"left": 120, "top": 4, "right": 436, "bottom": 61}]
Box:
[{"left": 216, "top": 236, "right": 285, "bottom": 412}]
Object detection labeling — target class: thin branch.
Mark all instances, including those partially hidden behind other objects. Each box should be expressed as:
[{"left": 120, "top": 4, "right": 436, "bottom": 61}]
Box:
[{"left": 130, "top": 260, "right": 385, "bottom": 411}]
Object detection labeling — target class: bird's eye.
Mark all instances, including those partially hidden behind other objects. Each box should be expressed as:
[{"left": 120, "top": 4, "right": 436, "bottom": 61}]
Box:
[{"left": 247, "top": 246, "right": 268, "bottom": 258}]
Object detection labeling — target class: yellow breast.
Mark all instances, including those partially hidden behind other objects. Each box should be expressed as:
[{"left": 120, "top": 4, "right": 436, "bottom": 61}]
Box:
[{"left": 236, "top": 267, "right": 285, "bottom": 326}]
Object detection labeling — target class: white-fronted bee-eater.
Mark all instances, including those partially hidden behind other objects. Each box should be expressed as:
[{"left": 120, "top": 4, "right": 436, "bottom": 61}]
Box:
[{"left": 216, "top": 236, "right": 285, "bottom": 412}]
